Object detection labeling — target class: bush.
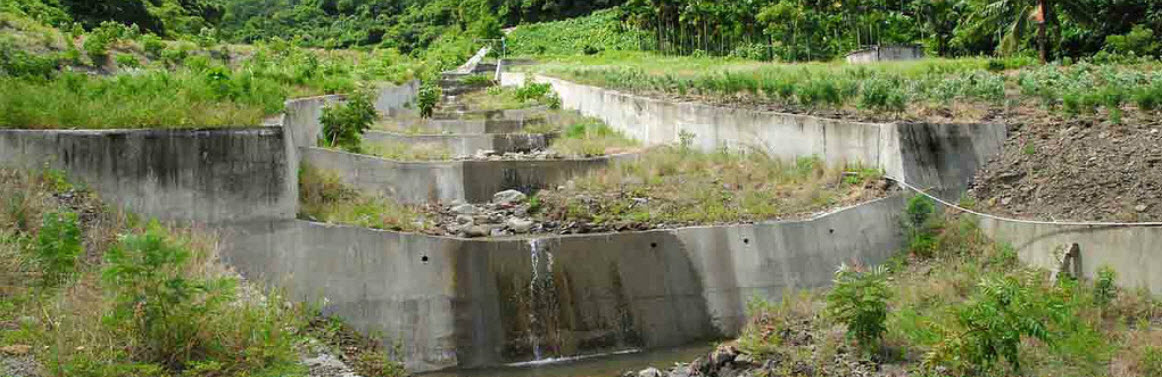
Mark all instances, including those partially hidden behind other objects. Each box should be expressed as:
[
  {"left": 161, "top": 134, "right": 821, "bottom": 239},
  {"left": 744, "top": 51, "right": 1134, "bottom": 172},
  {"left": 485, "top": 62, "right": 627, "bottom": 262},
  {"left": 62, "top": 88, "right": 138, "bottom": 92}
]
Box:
[
  {"left": 416, "top": 81, "right": 441, "bottom": 118},
  {"left": 35, "top": 210, "right": 82, "bottom": 285},
  {"left": 1094, "top": 265, "right": 1118, "bottom": 307},
  {"left": 825, "top": 264, "right": 891, "bottom": 353},
  {"left": 904, "top": 195, "right": 939, "bottom": 257},
  {"left": 320, "top": 88, "right": 377, "bottom": 152},
  {"left": 952, "top": 275, "right": 1057, "bottom": 373},
  {"left": 101, "top": 222, "right": 235, "bottom": 370},
  {"left": 141, "top": 34, "right": 165, "bottom": 58},
  {"left": 114, "top": 53, "right": 140, "bottom": 68},
  {"left": 82, "top": 33, "right": 111, "bottom": 64}
]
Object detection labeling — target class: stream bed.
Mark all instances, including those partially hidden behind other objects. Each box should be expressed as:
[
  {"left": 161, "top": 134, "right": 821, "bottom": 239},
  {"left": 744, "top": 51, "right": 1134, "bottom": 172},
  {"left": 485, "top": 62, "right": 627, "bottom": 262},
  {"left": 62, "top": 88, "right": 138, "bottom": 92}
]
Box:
[{"left": 423, "top": 344, "right": 714, "bottom": 377}]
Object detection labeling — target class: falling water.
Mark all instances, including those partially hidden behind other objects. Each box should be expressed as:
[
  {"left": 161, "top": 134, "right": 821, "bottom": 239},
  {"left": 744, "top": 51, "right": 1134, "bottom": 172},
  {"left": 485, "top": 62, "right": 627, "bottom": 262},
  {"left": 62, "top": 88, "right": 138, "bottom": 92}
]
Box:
[
  {"left": 527, "top": 238, "right": 543, "bottom": 361},
  {"left": 526, "top": 238, "right": 559, "bottom": 362}
]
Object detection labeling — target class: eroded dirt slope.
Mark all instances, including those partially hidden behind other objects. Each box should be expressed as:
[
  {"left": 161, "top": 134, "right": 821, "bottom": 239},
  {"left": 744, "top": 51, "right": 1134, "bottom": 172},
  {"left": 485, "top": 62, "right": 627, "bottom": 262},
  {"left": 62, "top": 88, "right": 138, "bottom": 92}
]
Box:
[{"left": 969, "top": 114, "right": 1162, "bottom": 222}]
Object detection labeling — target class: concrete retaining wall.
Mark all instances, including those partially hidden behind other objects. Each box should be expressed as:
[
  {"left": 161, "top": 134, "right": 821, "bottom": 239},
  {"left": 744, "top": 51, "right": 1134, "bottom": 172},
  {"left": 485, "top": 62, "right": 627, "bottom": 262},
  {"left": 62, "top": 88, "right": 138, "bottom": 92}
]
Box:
[
  {"left": 376, "top": 80, "right": 420, "bottom": 116},
  {"left": 364, "top": 131, "right": 556, "bottom": 156},
  {"left": 301, "top": 147, "right": 635, "bottom": 204},
  {"left": 503, "top": 73, "right": 1006, "bottom": 193},
  {"left": 222, "top": 194, "right": 907, "bottom": 372},
  {"left": 0, "top": 128, "right": 295, "bottom": 225},
  {"left": 978, "top": 219, "right": 1162, "bottom": 293}
]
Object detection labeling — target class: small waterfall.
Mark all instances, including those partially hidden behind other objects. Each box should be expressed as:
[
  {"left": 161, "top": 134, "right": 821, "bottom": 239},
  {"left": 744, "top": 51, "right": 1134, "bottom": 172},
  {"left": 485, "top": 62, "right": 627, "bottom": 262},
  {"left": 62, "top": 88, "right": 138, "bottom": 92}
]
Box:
[{"left": 526, "top": 238, "right": 558, "bottom": 361}]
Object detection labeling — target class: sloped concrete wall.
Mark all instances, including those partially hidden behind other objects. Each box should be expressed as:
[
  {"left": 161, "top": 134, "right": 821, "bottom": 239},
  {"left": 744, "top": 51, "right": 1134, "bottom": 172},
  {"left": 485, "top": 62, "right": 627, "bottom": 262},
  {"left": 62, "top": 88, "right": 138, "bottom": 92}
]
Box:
[
  {"left": 506, "top": 73, "right": 1006, "bottom": 194},
  {"left": 363, "top": 131, "right": 555, "bottom": 156},
  {"left": 0, "top": 128, "right": 295, "bottom": 225},
  {"left": 300, "top": 147, "right": 466, "bottom": 204},
  {"left": 978, "top": 219, "right": 1162, "bottom": 293},
  {"left": 221, "top": 194, "right": 907, "bottom": 372},
  {"left": 301, "top": 146, "right": 637, "bottom": 204}
]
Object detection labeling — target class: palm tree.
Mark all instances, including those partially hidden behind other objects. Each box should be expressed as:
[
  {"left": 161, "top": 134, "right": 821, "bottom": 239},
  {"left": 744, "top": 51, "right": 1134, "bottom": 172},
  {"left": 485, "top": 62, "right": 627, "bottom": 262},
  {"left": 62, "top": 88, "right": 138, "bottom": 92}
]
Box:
[{"left": 972, "top": 0, "right": 1089, "bottom": 61}]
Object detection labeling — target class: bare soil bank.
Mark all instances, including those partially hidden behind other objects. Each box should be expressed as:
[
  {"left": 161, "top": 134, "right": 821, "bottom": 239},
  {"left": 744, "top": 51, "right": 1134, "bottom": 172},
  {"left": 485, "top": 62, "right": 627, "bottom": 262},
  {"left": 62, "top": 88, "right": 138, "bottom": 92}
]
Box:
[{"left": 969, "top": 112, "right": 1162, "bottom": 222}]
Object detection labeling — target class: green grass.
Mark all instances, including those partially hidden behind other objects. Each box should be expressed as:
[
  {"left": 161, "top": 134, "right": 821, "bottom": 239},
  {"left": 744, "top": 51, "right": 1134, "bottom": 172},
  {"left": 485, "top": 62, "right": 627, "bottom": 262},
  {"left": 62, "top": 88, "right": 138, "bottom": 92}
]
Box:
[
  {"left": 534, "top": 147, "right": 886, "bottom": 226},
  {"left": 363, "top": 141, "right": 452, "bottom": 161},
  {"left": 0, "top": 168, "right": 323, "bottom": 377},
  {"left": 526, "top": 51, "right": 1162, "bottom": 122},
  {"left": 0, "top": 9, "right": 460, "bottom": 129},
  {"left": 298, "top": 165, "right": 433, "bottom": 232},
  {"left": 548, "top": 118, "right": 638, "bottom": 157}
]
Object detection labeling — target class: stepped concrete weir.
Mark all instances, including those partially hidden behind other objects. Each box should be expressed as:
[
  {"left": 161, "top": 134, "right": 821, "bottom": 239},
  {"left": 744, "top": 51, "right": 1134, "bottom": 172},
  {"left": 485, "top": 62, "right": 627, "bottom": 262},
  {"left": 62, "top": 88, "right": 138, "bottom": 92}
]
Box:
[{"left": 12, "top": 65, "right": 1160, "bottom": 374}]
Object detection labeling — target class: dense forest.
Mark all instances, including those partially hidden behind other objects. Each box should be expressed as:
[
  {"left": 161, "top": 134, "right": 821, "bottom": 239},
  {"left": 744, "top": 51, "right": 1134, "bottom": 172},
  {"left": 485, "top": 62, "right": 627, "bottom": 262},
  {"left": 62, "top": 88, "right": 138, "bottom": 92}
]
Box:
[{"left": 5, "top": 0, "right": 1161, "bottom": 63}]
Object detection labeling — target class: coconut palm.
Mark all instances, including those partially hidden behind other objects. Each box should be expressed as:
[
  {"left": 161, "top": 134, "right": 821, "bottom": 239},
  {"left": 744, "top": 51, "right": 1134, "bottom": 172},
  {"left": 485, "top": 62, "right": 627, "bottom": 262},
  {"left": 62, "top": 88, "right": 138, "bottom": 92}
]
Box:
[{"left": 972, "top": 0, "right": 1090, "bottom": 60}]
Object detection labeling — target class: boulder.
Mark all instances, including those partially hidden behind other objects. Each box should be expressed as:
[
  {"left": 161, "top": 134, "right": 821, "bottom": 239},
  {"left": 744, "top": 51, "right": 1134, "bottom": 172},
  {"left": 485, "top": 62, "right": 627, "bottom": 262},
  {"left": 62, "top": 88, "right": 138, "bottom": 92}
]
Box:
[
  {"left": 493, "top": 189, "right": 527, "bottom": 205},
  {"left": 507, "top": 218, "right": 534, "bottom": 233},
  {"left": 637, "top": 367, "right": 664, "bottom": 377}
]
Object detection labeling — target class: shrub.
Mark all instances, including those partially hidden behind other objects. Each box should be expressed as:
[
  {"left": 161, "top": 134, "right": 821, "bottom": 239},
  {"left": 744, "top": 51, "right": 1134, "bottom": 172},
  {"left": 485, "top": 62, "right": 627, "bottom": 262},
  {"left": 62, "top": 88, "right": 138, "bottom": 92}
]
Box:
[
  {"left": 82, "top": 33, "right": 111, "bottom": 64},
  {"left": 515, "top": 77, "right": 553, "bottom": 103},
  {"left": 114, "top": 53, "right": 140, "bottom": 69},
  {"left": 101, "top": 222, "right": 234, "bottom": 370},
  {"left": 953, "top": 275, "right": 1057, "bottom": 373},
  {"left": 141, "top": 34, "right": 165, "bottom": 58},
  {"left": 320, "top": 88, "right": 377, "bottom": 151},
  {"left": 825, "top": 264, "right": 891, "bottom": 353},
  {"left": 416, "top": 81, "right": 441, "bottom": 118},
  {"left": 904, "top": 195, "right": 938, "bottom": 257},
  {"left": 35, "top": 210, "right": 82, "bottom": 285},
  {"left": 1094, "top": 265, "right": 1118, "bottom": 307}
]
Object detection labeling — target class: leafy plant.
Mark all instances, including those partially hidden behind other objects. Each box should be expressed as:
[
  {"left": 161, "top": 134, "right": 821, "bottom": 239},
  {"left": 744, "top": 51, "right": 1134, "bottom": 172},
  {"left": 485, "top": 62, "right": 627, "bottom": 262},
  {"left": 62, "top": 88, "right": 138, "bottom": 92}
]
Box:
[
  {"left": 825, "top": 264, "right": 891, "bottom": 353},
  {"left": 35, "top": 210, "right": 82, "bottom": 285},
  {"left": 101, "top": 221, "right": 234, "bottom": 370},
  {"left": 951, "top": 275, "right": 1060, "bottom": 373},
  {"left": 904, "top": 195, "right": 938, "bottom": 257},
  {"left": 1094, "top": 265, "right": 1117, "bottom": 307},
  {"left": 320, "top": 87, "right": 377, "bottom": 152},
  {"left": 416, "top": 81, "right": 441, "bottom": 118}
]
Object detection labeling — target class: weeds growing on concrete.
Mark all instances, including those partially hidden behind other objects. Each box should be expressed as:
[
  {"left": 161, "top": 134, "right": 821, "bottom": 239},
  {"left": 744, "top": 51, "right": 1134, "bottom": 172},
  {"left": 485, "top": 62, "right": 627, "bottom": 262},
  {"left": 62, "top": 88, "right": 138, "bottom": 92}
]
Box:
[
  {"left": 534, "top": 146, "right": 888, "bottom": 227},
  {"left": 298, "top": 164, "right": 433, "bottom": 232},
  {"left": 548, "top": 117, "right": 639, "bottom": 157},
  {"left": 364, "top": 141, "right": 452, "bottom": 161}
]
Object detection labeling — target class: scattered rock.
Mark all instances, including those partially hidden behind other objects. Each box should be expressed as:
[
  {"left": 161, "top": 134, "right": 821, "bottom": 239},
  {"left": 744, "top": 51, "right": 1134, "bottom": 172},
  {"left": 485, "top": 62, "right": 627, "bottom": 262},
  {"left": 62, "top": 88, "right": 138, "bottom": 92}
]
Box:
[
  {"left": 451, "top": 203, "right": 477, "bottom": 215},
  {"left": 455, "top": 214, "right": 474, "bottom": 224},
  {"left": 710, "top": 344, "right": 738, "bottom": 368},
  {"left": 1136, "top": 204, "right": 1149, "bottom": 212},
  {"left": 492, "top": 189, "right": 527, "bottom": 205},
  {"left": 507, "top": 218, "right": 534, "bottom": 233},
  {"left": 465, "top": 225, "right": 489, "bottom": 238}
]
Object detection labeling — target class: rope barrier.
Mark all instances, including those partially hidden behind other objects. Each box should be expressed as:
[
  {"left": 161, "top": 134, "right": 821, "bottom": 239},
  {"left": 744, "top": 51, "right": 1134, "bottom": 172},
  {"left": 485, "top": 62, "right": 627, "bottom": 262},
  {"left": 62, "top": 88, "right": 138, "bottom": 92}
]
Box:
[{"left": 884, "top": 176, "right": 1162, "bottom": 228}]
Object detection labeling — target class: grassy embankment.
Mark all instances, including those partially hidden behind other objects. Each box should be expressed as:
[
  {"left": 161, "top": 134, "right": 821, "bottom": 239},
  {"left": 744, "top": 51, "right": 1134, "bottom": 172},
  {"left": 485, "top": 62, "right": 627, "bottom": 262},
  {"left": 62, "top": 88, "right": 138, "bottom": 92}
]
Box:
[
  {"left": 734, "top": 197, "right": 1162, "bottom": 376},
  {"left": 0, "top": 168, "right": 406, "bottom": 377},
  {"left": 0, "top": 11, "right": 469, "bottom": 130},
  {"left": 519, "top": 51, "right": 1162, "bottom": 125}
]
